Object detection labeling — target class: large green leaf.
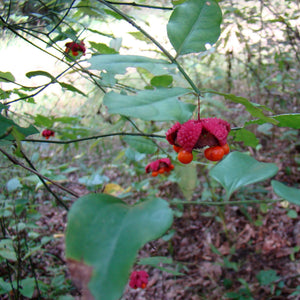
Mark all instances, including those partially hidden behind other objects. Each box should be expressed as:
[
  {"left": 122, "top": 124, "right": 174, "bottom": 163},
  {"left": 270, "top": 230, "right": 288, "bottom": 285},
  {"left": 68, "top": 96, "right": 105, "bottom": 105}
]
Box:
[
  {"left": 65, "top": 194, "right": 173, "bottom": 300},
  {"left": 209, "top": 152, "right": 278, "bottom": 200},
  {"left": 272, "top": 180, "right": 300, "bottom": 206},
  {"left": 167, "top": 0, "right": 222, "bottom": 56},
  {"left": 89, "top": 54, "right": 173, "bottom": 75},
  {"left": 103, "top": 88, "right": 194, "bottom": 122}
]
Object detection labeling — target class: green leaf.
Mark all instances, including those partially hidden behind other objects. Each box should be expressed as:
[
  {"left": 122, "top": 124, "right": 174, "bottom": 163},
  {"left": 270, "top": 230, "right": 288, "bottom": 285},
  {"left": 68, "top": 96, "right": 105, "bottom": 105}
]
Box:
[
  {"left": 128, "top": 32, "right": 152, "bottom": 44},
  {"left": 103, "top": 88, "right": 194, "bottom": 122},
  {"left": 89, "top": 41, "right": 118, "bottom": 54},
  {"left": 59, "top": 82, "right": 86, "bottom": 96},
  {"left": 208, "top": 91, "right": 278, "bottom": 125},
  {"left": 0, "top": 115, "right": 38, "bottom": 142},
  {"left": 65, "top": 194, "right": 173, "bottom": 300},
  {"left": 19, "top": 278, "right": 35, "bottom": 298},
  {"left": 273, "top": 114, "right": 300, "bottom": 129},
  {"left": 123, "top": 136, "right": 157, "bottom": 154},
  {"left": 176, "top": 163, "right": 197, "bottom": 200},
  {"left": 209, "top": 152, "right": 278, "bottom": 200},
  {"left": 0, "top": 278, "right": 11, "bottom": 294},
  {"left": 34, "top": 114, "right": 54, "bottom": 128},
  {"left": 232, "top": 128, "right": 259, "bottom": 147},
  {"left": 272, "top": 180, "right": 300, "bottom": 206},
  {"left": 167, "top": 0, "right": 222, "bottom": 56},
  {"left": 0, "top": 71, "right": 15, "bottom": 82},
  {"left": 138, "top": 256, "right": 184, "bottom": 276},
  {"left": 89, "top": 54, "right": 173, "bottom": 75},
  {"left": 151, "top": 75, "right": 173, "bottom": 88},
  {"left": 0, "top": 239, "right": 17, "bottom": 261},
  {"left": 6, "top": 177, "right": 22, "bottom": 192},
  {"left": 256, "top": 270, "right": 279, "bottom": 286},
  {"left": 26, "top": 70, "right": 55, "bottom": 81}
]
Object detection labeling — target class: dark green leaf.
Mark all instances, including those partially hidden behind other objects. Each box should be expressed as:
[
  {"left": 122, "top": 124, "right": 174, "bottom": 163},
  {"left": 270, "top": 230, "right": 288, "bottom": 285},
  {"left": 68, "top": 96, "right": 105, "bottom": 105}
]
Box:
[
  {"left": 272, "top": 180, "right": 300, "bottom": 206},
  {"left": 209, "top": 152, "right": 278, "bottom": 200},
  {"left": 151, "top": 75, "right": 173, "bottom": 88},
  {"left": 103, "top": 88, "right": 194, "bottom": 122},
  {"left": 167, "top": 0, "right": 222, "bottom": 56},
  {"left": 65, "top": 194, "right": 173, "bottom": 300}
]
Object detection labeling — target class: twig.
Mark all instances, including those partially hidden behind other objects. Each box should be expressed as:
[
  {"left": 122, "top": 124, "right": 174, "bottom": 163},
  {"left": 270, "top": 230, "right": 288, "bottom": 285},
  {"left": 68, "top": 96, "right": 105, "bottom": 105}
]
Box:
[
  {"left": 24, "top": 132, "right": 166, "bottom": 144},
  {"left": 0, "top": 148, "right": 79, "bottom": 198},
  {"left": 105, "top": 1, "right": 172, "bottom": 10}
]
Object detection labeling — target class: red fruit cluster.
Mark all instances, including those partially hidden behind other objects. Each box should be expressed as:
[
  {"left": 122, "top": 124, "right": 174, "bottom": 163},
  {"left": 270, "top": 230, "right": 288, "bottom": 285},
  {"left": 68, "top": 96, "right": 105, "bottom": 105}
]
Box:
[
  {"left": 129, "top": 270, "right": 149, "bottom": 289},
  {"left": 145, "top": 158, "right": 174, "bottom": 177},
  {"left": 65, "top": 40, "right": 86, "bottom": 57},
  {"left": 42, "top": 129, "right": 55, "bottom": 139},
  {"left": 166, "top": 118, "right": 231, "bottom": 163}
]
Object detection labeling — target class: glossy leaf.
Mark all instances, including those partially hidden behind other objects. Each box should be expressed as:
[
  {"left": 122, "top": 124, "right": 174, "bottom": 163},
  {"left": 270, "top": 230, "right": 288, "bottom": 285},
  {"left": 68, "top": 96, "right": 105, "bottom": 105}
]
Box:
[
  {"left": 123, "top": 136, "right": 157, "bottom": 154},
  {"left": 167, "top": 0, "right": 222, "bottom": 56},
  {"left": 89, "top": 54, "right": 173, "bottom": 75},
  {"left": 103, "top": 88, "right": 194, "bottom": 122},
  {"left": 272, "top": 180, "right": 300, "bottom": 206},
  {"left": 65, "top": 193, "right": 173, "bottom": 300},
  {"left": 209, "top": 152, "right": 278, "bottom": 200}
]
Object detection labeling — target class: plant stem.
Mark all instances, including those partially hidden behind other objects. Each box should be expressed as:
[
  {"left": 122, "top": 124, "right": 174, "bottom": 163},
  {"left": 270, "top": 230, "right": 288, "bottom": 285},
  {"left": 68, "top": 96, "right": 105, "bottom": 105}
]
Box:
[
  {"left": 24, "top": 132, "right": 166, "bottom": 144},
  {"left": 97, "top": 0, "right": 201, "bottom": 95}
]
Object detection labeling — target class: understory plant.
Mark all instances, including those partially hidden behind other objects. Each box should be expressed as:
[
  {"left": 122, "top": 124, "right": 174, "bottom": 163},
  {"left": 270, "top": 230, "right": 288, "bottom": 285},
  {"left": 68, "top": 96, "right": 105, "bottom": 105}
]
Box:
[{"left": 0, "top": 0, "right": 300, "bottom": 299}]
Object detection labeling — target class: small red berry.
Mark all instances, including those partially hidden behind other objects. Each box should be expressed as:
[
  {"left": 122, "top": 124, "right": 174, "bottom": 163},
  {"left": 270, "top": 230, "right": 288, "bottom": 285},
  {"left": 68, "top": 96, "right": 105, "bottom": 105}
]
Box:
[
  {"left": 221, "top": 143, "right": 230, "bottom": 155},
  {"left": 173, "top": 145, "right": 182, "bottom": 153},
  {"left": 204, "top": 146, "right": 224, "bottom": 161},
  {"left": 177, "top": 150, "right": 193, "bottom": 164},
  {"left": 152, "top": 171, "right": 159, "bottom": 177}
]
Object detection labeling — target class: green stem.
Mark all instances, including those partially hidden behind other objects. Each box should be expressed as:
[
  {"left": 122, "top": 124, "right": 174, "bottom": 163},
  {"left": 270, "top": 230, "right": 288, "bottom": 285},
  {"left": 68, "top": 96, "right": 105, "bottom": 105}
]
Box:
[{"left": 97, "top": 0, "right": 201, "bottom": 95}]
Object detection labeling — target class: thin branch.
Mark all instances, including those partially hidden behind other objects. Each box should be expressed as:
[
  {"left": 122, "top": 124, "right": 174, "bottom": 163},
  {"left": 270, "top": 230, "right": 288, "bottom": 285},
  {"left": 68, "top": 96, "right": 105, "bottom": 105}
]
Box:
[
  {"left": 97, "top": 0, "right": 201, "bottom": 96},
  {"left": 48, "top": 0, "right": 77, "bottom": 35},
  {"left": 105, "top": 1, "right": 173, "bottom": 10},
  {"left": 24, "top": 132, "right": 166, "bottom": 144},
  {"left": 0, "top": 148, "right": 79, "bottom": 198}
]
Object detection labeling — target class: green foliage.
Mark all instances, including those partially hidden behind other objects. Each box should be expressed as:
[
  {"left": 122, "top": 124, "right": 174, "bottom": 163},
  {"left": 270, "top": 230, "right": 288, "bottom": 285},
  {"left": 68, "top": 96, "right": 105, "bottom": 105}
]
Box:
[
  {"left": 209, "top": 152, "right": 278, "bottom": 200},
  {"left": 103, "top": 88, "right": 195, "bottom": 122},
  {"left": 167, "top": 0, "right": 222, "bottom": 56},
  {"left": 65, "top": 194, "right": 173, "bottom": 300},
  {"left": 272, "top": 180, "right": 300, "bottom": 205}
]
